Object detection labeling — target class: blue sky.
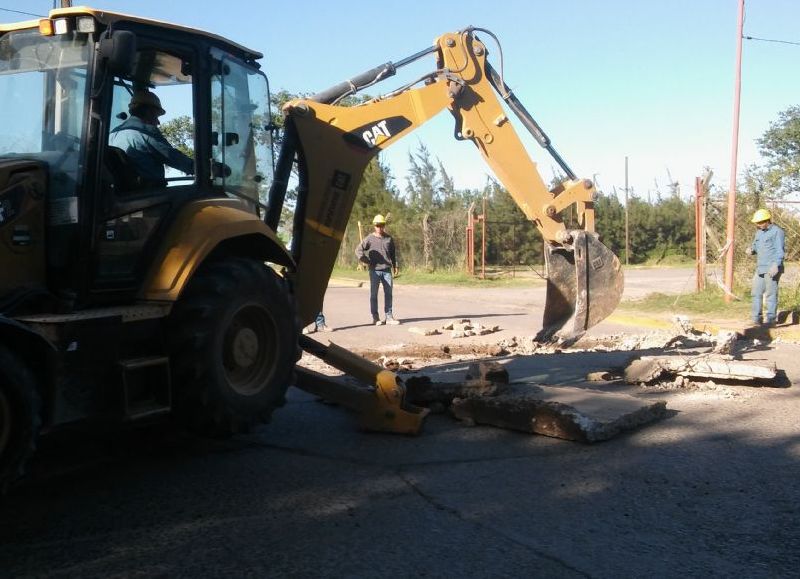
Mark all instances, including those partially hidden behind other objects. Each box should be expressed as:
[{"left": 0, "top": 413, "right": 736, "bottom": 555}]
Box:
[{"left": 6, "top": 1, "right": 800, "bottom": 201}]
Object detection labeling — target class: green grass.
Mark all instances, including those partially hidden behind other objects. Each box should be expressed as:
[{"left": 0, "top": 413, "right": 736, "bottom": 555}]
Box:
[
  {"left": 619, "top": 289, "right": 748, "bottom": 317},
  {"left": 331, "top": 266, "right": 544, "bottom": 287}
]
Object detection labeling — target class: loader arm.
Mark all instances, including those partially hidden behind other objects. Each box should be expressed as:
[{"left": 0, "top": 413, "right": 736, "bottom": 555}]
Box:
[{"left": 268, "top": 27, "right": 623, "bottom": 344}]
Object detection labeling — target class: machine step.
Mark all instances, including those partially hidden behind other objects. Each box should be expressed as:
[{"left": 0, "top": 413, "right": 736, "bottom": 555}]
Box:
[{"left": 120, "top": 356, "right": 172, "bottom": 421}]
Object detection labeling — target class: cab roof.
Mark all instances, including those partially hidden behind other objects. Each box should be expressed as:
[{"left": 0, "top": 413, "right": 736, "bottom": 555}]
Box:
[{"left": 0, "top": 5, "right": 263, "bottom": 61}]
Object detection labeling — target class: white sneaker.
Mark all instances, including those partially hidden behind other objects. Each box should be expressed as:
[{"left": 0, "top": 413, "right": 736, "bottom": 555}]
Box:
[
  {"left": 375, "top": 319, "right": 385, "bottom": 326},
  {"left": 385, "top": 315, "right": 400, "bottom": 325}
]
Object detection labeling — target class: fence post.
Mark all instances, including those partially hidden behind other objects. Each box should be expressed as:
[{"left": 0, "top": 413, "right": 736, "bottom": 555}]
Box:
[
  {"left": 465, "top": 203, "right": 475, "bottom": 275},
  {"left": 694, "top": 177, "right": 706, "bottom": 291},
  {"left": 512, "top": 222, "right": 516, "bottom": 279},
  {"left": 481, "top": 196, "right": 487, "bottom": 280}
]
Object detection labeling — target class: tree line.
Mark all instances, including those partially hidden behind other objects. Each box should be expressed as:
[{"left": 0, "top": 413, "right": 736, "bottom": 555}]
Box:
[
  {"left": 162, "top": 90, "right": 800, "bottom": 271},
  {"left": 333, "top": 102, "right": 800, "bottom": 271}
]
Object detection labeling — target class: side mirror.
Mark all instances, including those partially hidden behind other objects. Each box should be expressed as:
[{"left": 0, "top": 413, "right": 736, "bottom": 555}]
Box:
[{"left": 99, "top": 30, "right": 137, "bottom": 76}]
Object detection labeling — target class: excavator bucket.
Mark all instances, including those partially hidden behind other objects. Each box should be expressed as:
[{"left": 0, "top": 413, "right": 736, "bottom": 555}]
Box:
[{"left": 535, "top": 231, "right": 624, "bottom": 346}]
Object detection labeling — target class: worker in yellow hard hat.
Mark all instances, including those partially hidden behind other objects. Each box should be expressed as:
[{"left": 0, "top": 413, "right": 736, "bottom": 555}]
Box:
[
  {"left": 355, "top": 214, "right": 400, "bottom": 325},
  {"left": 745, "top": 208, "right": 785, "bottom": 326}
]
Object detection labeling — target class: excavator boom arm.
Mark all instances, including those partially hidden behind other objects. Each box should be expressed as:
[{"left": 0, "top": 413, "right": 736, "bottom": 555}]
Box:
[{"left": 269, "top": 27, "right": 623, "bottom": 344}]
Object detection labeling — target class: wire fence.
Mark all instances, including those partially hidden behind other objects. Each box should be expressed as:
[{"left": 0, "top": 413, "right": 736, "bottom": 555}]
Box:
[
  {"left": 704, "top": 194, "right": 800, "bottom": 300},
  {"left": 337, "top": 208, "right": 467, "bottom": 271},
  {"left": 335, "top": 210, "right": 547, "bottom": 275},
  {"left": 473, "top": 219, "right": 546, "bottom": 277}
]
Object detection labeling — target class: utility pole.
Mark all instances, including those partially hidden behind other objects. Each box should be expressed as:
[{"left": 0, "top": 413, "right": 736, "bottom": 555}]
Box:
[
  {"left": 624, "top": 156, "right": 630, "bottom": 265},
  {"left": 724, "top": 0, "right": 745, "bottom": 302}
]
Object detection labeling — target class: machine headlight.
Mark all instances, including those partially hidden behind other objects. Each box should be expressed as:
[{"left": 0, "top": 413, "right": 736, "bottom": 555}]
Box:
[
  {"left": 76, "top": 17, "right": 96, "bottom": 34},
  {"left": 53, "top": 18, "right": 70, "bottom": 35}
]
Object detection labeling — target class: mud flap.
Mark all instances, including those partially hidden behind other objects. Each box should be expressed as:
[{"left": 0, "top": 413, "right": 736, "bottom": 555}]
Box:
[{"left": 535, "top": 231, "right": 624, "bottom": 346}]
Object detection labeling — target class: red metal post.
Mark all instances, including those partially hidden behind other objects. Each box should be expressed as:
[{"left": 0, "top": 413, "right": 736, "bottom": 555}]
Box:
[
  {"left": 481, "top": 196, "right": 487, "bottom": 280},
  {"left": 724, "top": 0, "right": 745, "bottom": 301},
  {"left": 694, "top": 177, "right": 707, "bottom": 291},
  {"left": 465, "top": 203, "right": 475, "bottom": 275}
]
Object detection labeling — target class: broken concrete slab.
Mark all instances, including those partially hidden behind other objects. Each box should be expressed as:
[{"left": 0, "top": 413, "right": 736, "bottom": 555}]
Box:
[
  {"left": 625, "top": 355, "right": 777, "bottom": 384},
  {"left": 404, "top": 375, "right": 506, "bottom": 405},
  {"left": 451, "top": 383, "right": 668, "bottom": 443}
]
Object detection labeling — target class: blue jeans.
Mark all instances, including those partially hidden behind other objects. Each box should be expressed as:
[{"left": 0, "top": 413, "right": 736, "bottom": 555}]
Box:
[
  {"left": 369, "top": 269, "right": 393, "bottom": 320},
  {"left": 752, "top": 272, "right": 780, "bottom": 323}
]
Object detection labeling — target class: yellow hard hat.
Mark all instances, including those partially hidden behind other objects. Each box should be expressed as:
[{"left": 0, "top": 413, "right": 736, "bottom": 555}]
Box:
[
  {"left": 129, "top": 90, "right": 165, "bottom": 116},
  {"left": 372, "top": 214, "right": 386, "bottom": 225},
  {"left": 751, "top": 208, "right": 772, "bottom": 223}
]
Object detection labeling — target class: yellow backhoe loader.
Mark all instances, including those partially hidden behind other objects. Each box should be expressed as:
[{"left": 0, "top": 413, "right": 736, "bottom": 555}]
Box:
[{"left": 0, "top": 6, "right": 622, "bottom": 490}]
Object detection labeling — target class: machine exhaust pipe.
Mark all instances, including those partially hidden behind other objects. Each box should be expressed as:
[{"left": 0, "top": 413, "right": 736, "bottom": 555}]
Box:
[{"left": 535, "top": 231, "right": 624, "bottom": 346}]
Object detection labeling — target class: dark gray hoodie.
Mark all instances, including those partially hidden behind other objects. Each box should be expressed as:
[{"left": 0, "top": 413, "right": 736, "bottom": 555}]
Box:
[{"left": 356, "top": 232, "right": 397, "bottom": 271}]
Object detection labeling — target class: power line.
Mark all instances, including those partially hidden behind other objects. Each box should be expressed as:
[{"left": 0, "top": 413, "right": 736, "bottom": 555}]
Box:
[
  {"left": 0, "top": 7, "right": 46, "bottom": 18},
  {"left": 744, "top": 35, "right": 800, "bottom": 47}
]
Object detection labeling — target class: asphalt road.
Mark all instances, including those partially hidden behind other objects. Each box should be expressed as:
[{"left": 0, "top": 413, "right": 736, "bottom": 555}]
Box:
[
  {"left": 310, "top": 266, "right": 699, "bottom": 352},
  {"left": 3, "top": 267, "right": 799, "bottom": 578}
]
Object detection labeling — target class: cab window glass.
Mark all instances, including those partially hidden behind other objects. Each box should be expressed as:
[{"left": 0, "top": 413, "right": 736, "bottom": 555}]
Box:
[
  {"left": 0, "top": 29, "right": 89, "bottom": 215},
  {"left": 106, "top": 50, "right": 195, "bottom": 193},
  {"left": 211, "top": 58, "right": 274, "bottom": 209}
]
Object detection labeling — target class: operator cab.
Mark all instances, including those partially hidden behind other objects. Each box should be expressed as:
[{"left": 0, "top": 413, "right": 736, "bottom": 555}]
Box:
[{"left": 0, "top": 7, "right": 275, "bottom": 308}]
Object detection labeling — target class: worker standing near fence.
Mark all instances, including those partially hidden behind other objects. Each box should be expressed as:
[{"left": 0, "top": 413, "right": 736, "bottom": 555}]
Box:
[{"left": 746, "top": 208, "right": 785, "bottom": 327}]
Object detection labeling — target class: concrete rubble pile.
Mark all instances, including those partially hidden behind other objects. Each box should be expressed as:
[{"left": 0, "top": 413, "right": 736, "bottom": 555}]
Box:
[
  {"left": 441, "top": 319, "right": 501, "bottom": 338},
  {"left": 488, "top": 315, "right": 740, "bottom": 358},
  {"left": 406, "top": 319, "right": 502, "bottom": 339},
  {"left": 621, "top": 317, "right": 781, "bottom": 389},
  {"left": 306, "top": 314, "right": 783, "bottom": 442},
  {"left": 399, "top": 316, "right": 783, "bottom": 440}
]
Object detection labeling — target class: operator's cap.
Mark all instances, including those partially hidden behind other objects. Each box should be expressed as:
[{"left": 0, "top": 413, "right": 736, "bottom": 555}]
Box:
[
  {"left": 751, "top": 208, "right": 772, "bottom": 223},
  {"left": 129, "top": 89, "right": 166, "bottom": 116},
  {"left": 373, "top": 214, "right": 386, "bottom": 225}
]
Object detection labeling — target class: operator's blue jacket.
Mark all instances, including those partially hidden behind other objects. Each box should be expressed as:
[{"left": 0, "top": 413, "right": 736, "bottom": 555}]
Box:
[
  {"left": 750, "top": 223, "right": 785, "bottom": 275},
  {"left": 109, "top": 116, "right": 194, "bottom": 182}
]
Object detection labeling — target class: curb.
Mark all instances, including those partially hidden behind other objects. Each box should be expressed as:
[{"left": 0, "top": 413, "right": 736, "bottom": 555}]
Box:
[{"left": 328, "top": 278, "right": 364, "bottom": 288}]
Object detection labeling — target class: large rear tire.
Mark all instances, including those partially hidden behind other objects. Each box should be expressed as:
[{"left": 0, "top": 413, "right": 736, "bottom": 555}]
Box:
[
  {"left": 0, "top": 347, "right": 41, "bottom": 493},
  {"left": 168, "top": 258, "right": 299, "bottom": 436}
]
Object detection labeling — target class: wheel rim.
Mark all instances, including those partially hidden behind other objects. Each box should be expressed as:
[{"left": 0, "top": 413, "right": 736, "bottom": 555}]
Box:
[
  {"left": 222, "top": 304, "right": 278, "bottom": 395},
  {"left": 0, "top": 387, "right": 10, "bottom": 458}
]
